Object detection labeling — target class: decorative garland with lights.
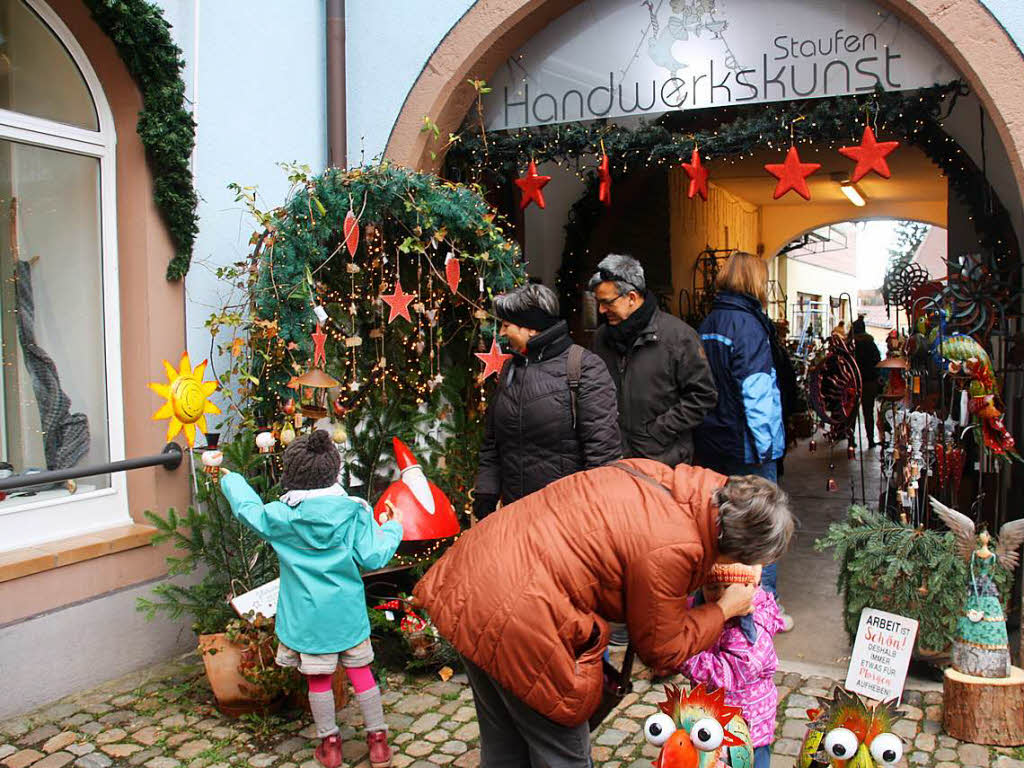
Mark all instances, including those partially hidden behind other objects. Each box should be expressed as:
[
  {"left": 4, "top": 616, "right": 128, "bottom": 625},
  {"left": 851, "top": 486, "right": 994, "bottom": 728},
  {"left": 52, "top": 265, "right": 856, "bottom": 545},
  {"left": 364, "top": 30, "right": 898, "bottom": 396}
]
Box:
[
  {"left": 446, "top": 82, "right": 1020, "bottom": 321},
  {"left": 242, "top": 162, "right": 523, "bottom": 517},
  {"left": 83, "top": 0, "right": 199, "bottom": 280}
]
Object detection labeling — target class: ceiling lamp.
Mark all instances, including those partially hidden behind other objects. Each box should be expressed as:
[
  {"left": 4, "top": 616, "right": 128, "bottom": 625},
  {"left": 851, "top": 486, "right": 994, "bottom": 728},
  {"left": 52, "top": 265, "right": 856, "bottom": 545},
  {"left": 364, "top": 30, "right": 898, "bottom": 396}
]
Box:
[{"left": 839, "top": 180, "right": 866, "bottom": 207}]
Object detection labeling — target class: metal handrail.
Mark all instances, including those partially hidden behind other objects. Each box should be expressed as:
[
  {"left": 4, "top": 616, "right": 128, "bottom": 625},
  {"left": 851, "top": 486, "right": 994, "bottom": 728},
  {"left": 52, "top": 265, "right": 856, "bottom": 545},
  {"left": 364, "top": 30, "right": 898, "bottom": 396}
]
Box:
[{"left": 0, "top": 443, "right": 184, "bottom": 492}]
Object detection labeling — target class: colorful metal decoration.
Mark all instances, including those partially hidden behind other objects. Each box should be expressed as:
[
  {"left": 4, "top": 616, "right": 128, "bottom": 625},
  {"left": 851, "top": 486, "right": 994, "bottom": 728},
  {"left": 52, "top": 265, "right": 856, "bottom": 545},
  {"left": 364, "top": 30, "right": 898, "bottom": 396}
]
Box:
[
  {"left": 941, "top": 253, "right": 1020, "bottom": 342},
  {"left": 645, "top": 684, "right": 753, "bottom": 768},
  {"left": 148, "top": 352, "right": 220, "bottom": 447},
  {"left": 799, "top": 687, "right": 905, "bottom": 768},
  {"left": 807, "top": 336, "right": 862, "bottom": 444},
  {"left": 930, "top": 497, "right": 1024, "bottom": 678},
  {"left": 937, "top": 334, "right": 1016, "bottom": 456},
  {"left": 882, "top": 262, "right": 929, "bottom": 317}
]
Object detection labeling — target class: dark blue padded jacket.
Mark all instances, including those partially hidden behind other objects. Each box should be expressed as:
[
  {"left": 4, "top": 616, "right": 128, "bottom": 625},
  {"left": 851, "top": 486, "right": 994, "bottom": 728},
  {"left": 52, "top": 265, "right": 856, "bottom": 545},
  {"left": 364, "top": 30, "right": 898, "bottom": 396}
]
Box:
[{"left": 696, "top": 291, "right": 785, "bottom": 465}]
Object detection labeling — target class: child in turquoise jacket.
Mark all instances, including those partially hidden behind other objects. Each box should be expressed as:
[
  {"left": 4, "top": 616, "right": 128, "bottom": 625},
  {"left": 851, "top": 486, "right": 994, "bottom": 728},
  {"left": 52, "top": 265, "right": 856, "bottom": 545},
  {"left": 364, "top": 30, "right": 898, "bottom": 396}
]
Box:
[{"left": 221, "top": 429, "right": 403, "bottom": 768}]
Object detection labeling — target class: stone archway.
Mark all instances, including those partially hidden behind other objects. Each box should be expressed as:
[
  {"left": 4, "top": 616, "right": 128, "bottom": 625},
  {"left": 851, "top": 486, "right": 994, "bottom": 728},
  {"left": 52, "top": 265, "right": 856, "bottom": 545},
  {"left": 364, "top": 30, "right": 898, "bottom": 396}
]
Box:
[{"left": 384, "top": 0, "right": 1024, "bottom": 201}]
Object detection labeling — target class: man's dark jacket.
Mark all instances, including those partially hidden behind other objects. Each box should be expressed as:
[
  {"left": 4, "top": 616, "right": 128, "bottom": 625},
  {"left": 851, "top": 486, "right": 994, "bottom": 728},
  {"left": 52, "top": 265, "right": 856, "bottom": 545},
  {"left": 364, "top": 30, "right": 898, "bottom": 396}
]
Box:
[
  {"left": 474, "top": 321, "right": 621, "bottom": 507},
  {"left": 592, "top": 309, "right": 718, "bottom": 466}
]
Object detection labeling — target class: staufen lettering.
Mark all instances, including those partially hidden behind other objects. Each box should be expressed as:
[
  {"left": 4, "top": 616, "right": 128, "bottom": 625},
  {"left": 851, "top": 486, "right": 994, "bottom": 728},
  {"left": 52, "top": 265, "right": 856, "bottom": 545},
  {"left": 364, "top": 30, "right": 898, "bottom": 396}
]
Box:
[{"left": 500, "top": 31, "right": 904, "bottom": 129}]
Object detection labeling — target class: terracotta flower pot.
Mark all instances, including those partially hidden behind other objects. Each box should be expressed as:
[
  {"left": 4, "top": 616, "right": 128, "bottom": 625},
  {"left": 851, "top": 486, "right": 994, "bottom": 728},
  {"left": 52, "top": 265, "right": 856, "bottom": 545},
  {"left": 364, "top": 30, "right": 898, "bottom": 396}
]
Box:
[{"left": 198, "top": 633, "right": 280, "bottom": 718}]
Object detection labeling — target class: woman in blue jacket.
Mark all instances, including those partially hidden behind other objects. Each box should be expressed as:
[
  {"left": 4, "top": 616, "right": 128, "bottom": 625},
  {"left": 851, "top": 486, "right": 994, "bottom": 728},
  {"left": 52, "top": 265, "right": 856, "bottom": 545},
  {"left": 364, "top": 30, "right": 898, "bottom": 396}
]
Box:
[{"left": 696, "top": 251, "right": 792, "bottom": 631}]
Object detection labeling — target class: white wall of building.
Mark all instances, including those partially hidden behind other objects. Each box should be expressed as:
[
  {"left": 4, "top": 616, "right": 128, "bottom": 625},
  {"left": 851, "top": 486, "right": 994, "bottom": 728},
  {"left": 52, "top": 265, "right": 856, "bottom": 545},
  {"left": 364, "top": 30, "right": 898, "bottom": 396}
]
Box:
[{"left": 153, "top": 1, "right": 328, "bottom": 392}]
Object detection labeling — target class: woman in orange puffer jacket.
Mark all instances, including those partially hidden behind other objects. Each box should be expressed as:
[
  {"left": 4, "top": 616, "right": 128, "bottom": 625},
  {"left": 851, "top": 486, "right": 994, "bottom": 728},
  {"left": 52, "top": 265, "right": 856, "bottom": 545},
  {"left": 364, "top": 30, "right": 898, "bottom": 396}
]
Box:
[{"left": 414, "top": 459, "right": 795, "bottom": 768}]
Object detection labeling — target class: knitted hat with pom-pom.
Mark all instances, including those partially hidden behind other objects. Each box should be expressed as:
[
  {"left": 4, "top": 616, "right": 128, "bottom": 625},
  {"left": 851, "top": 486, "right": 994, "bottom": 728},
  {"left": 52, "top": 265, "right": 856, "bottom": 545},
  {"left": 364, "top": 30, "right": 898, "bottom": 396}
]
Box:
[{"left": 281, "top": 429, "right": 341, "bottom": 491}]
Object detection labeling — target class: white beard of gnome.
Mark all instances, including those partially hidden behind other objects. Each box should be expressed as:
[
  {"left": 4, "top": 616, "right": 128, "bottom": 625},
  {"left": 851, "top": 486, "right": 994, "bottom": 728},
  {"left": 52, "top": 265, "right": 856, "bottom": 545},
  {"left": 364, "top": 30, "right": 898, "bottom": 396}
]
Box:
[{"left": 394, "top": 438, "right": 434, "bottom": 514}]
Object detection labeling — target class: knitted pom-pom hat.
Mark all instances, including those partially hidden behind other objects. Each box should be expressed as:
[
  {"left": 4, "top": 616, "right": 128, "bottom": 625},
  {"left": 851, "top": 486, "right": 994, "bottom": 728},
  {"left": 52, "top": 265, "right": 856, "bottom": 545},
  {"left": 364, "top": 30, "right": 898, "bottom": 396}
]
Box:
[
  {"left": 281, "top": 429, "right": 341, "bottom": 491},
  {"left": 707, "top": 563, "right": 758, "bottom": 586}
]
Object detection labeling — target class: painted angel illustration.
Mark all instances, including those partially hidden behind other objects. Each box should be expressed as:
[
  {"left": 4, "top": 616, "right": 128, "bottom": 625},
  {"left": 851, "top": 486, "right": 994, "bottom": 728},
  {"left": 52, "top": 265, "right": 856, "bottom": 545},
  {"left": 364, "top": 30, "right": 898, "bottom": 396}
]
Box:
[{"left": 929, "top": 497, "right": 1024, "bottom": 678}]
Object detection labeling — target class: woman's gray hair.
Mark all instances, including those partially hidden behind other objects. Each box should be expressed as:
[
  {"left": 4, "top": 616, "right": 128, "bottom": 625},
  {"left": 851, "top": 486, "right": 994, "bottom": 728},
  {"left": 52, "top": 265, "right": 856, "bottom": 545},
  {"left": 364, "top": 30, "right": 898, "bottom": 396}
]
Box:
[
  {"left": 587, "top": 253, "right": 646, "bottom": 295},
  {"left": 714, "top": 476, "right": 795, "bottom": 565},
  {"left": 493, "top": 282, "right": 560, "bottom": 317}
]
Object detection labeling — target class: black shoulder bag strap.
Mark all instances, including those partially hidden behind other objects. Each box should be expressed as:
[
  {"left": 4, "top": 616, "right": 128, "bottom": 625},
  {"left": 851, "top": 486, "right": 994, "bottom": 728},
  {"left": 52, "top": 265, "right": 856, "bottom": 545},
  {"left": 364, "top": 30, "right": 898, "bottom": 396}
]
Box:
[{"left": 567, "top": 344, "right": 584, "bottom": 430}]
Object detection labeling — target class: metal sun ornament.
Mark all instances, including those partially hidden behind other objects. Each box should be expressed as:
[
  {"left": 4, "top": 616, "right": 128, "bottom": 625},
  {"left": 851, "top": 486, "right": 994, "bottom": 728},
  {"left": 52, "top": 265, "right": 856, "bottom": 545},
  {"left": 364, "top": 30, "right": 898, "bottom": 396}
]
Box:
[
  {"left": 807, "top": 335, "right": 863, "bottom": 444},
  {"left": 148, "top": 352, "right": 220, "bottom": 447}
]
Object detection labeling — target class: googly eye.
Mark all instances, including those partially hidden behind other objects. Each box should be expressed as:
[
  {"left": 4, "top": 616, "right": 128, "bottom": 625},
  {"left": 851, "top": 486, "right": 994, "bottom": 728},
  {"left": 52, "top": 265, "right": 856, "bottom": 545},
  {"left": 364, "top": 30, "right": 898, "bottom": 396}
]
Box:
[
  {"left": 824, "top": 728, "right": 860, "bottom": 760},
  {"left": 870, "top": 733, "right": 903, "bottom": 765},
  {"left": 643, "top": 713, "right": 677, "bottom": 746},
  {"left": 690, "top": 718, "right": 725, "bottom": 751}
]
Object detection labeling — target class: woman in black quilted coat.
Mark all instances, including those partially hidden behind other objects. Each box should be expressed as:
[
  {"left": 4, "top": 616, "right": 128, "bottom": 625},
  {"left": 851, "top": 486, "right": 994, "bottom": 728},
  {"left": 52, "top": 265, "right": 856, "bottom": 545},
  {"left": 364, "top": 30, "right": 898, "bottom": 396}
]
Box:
[{"left": 472, "top": 283, "right": 622, "bottom": 519}]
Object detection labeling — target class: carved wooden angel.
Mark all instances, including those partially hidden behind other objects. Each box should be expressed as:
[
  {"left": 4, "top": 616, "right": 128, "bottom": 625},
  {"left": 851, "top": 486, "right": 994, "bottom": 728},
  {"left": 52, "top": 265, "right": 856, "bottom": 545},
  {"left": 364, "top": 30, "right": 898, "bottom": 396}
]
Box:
[{"left": 929, "top": 497, "right": 1024, "bottom": 678}]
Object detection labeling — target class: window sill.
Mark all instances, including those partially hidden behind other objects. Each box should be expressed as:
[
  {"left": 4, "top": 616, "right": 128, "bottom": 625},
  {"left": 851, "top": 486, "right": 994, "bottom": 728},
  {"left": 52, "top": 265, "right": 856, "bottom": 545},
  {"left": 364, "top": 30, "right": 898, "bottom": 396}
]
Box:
[{"left": 0, "top": 524, "right": 158, "bottom": 584}]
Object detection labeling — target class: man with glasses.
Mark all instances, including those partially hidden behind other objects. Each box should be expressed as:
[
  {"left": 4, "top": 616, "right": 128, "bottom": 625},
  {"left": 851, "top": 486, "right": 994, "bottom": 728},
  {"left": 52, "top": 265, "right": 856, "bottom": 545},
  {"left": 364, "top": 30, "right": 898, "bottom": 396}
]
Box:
[{"left": 589, "top": 254, "right": 718, "bottom": 469}]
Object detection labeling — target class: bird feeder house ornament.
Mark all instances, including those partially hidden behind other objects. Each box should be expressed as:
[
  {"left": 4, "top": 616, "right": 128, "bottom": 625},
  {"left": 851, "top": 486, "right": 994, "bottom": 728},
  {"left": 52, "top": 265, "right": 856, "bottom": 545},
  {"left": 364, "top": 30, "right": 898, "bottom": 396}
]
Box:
[
  {"left": 373, "top": 438, "right": 460, "bottom": 542},
  {"left": 287, "top": 367, "right": 339, "bottom": 422}
]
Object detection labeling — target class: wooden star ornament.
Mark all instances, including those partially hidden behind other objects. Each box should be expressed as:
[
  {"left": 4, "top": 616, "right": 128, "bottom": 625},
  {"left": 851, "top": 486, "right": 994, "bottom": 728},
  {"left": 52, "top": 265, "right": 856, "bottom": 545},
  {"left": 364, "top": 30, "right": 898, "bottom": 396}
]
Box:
[
  {"left": 839, "top": 125, "right": 900, "bottom": 182},
  {"left": 382, "top": 280, "right": 416, "bottom": 324},
  {"left": 475, "top": 339, "right": 512, "bottom": 380},
  {"left": 311, "top": 323, "right": 328, "bottom": 367},
  {"left": 515, "top": 161, "right": 551, "bottom": 210},
  {"left": 682, "top": 147, "right": 710, "bottom": 200},
  {"left": 765, "top": 145, "right": 821, "bottom": 200},
  {"left": 597, "top": 153, "right": 612, "bottom": 207}
]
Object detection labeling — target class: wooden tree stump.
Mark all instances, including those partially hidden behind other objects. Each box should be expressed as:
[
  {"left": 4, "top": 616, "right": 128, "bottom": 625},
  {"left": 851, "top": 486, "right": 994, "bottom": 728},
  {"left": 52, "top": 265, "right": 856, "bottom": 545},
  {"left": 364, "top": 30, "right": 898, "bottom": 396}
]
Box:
[{"left": 943, "top": 666, "right": 1024, "bottom": 746}]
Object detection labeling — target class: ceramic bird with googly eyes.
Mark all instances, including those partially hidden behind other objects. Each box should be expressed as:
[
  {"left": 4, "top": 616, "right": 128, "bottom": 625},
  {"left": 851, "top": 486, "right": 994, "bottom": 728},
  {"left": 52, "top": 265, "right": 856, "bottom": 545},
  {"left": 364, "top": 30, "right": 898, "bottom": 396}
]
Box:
[
  {"left": 643, "top": 684, "right": 753, "bottom": 768},
  {"left": 799, "top": 687, "right": 905, "bottom": 768}
]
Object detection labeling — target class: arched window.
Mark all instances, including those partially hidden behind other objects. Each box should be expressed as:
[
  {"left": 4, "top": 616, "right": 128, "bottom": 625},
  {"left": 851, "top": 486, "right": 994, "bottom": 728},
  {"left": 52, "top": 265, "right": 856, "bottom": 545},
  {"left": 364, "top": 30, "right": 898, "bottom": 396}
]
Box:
[{"left": 0, "top": 0, "right": 127, "bottom": 549}]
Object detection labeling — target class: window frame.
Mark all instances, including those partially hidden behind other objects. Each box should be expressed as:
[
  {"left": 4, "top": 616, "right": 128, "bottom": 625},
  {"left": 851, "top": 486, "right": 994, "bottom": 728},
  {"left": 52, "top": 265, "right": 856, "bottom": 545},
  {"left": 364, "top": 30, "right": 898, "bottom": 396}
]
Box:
[{"left": 0, "top": 0, "right": 128, "bottom": 550}]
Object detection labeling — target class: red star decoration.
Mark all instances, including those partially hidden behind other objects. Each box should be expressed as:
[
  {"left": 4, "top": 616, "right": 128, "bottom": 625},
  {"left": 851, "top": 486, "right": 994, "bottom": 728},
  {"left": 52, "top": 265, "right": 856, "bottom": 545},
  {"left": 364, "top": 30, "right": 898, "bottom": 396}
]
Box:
[
  {"left": 764, "top": 145, "right": 821, "bottom": 200},
  {"left": 381, "top": 280, "right": 416, "bottom": 324},
  {"left": 311, "top": 323, "right": 328, "bottom": 367},
  {"left": 515, "top": 161, "right": 551, "bottom": 210},
  {"left": 838, "top": 125, "right": 900, "bottom": 183},
  {"left": 682, "top": 147, "right": 710, "bottom": 200},
  {"left": 597, "top": 154, "right": 612, "bottom": 207},
  {"left": 475, "top": 339, "right": 512, "bottom": 381}
]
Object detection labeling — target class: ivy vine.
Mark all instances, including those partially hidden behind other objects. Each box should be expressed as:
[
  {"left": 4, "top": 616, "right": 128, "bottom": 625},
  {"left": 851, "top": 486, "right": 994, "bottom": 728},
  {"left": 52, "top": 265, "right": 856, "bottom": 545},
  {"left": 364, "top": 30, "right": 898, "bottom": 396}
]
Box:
[{"left": 84, "top": 0, "right": 199, "bottom": 280}]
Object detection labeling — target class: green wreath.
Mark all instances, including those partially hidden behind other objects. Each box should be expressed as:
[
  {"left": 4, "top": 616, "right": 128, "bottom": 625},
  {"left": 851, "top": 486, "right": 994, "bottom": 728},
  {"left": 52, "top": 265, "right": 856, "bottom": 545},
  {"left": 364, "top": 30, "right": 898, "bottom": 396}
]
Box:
[{"left": 84, "top": 0, "right": 199, "bottom": 280}]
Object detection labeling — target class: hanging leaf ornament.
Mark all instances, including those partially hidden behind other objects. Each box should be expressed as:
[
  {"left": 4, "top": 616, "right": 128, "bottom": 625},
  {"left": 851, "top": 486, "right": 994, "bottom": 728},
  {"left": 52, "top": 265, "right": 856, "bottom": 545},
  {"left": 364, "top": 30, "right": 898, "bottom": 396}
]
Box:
[
  {"left": 445, "top": 253, "right": 461, "bottom": 293},
  {"left": 343, "top": 209, "right": 360, "bottom": 257}
]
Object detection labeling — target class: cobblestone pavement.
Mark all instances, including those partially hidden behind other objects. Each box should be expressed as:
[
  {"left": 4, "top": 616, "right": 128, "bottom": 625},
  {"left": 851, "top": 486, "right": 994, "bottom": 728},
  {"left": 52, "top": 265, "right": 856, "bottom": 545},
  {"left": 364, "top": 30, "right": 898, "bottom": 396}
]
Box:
[{"left": 2, "top": 655, "right": 1022, "bottom": 768}]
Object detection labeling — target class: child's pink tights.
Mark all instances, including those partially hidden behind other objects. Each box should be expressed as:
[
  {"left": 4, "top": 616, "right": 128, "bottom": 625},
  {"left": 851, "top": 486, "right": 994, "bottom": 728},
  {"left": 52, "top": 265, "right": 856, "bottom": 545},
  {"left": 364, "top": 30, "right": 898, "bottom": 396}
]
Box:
[
  {"left": 305, "top": 666, "right": 376, "bottom": 693},
  {"left": 344, "top": 665, "right": 377, "bottom": 693}
]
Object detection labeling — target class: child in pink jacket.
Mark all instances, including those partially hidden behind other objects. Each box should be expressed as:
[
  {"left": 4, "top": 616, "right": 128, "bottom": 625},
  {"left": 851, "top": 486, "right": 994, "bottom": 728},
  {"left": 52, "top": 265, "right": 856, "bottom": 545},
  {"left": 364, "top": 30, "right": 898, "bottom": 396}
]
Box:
[{"left": 679, "top": 564, "right": 783, "bottom": 768}]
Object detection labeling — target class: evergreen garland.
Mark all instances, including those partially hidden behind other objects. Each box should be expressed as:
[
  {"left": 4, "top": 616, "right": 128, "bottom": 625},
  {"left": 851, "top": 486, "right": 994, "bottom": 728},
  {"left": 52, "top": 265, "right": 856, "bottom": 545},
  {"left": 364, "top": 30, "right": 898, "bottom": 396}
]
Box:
[
  {"left": 446, "top": 83, "right": 1019, "bottom": 320},
  {"left": 816, "top": 505, "right": 1010, "bottom": 654},
  {"left": 83, "top": 0, "right": 199, "bottom": 280}
]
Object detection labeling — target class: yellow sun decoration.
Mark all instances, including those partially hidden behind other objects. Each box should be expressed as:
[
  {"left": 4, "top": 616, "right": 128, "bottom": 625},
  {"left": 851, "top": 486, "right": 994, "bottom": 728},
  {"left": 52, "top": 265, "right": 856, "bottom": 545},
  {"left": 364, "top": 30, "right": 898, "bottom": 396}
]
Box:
[{"left": 149, "top": 352, "right": 220, "bottom": 447}]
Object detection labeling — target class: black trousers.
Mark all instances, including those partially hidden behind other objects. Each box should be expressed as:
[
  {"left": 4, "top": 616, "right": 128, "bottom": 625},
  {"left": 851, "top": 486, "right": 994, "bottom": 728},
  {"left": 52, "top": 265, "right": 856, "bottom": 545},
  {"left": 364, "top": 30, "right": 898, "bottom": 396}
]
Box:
[{"left": 461, "top": 656, "right": 593, "bottom": 768}]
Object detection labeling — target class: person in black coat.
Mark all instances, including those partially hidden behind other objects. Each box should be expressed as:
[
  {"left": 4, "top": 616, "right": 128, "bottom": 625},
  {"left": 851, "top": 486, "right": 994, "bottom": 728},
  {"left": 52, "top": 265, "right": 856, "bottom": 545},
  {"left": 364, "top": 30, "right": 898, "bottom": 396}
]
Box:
[
  {"left": 472, "top": 283, "right": 621, "bottom": 519},
  {"left": 852, "top": 316, "right": 882, "bottom": 448}
]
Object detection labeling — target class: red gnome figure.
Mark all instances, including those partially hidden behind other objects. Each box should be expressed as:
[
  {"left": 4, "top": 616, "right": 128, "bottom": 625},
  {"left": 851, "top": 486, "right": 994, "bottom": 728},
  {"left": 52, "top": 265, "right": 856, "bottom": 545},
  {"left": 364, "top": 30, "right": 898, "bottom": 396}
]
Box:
[{"left": 373, "top": 438, "right": 460, "bottom": 541}]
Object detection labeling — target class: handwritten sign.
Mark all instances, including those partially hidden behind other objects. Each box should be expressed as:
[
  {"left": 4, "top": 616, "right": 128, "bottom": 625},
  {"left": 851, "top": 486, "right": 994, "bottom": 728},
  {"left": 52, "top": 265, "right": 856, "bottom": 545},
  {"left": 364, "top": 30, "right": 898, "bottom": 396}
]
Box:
[
  {"left": 230, "top": 579, "right": 280, "bottom": 619},
  {"left": 845, "top": 608, "right": 918, "bottom": 702}
]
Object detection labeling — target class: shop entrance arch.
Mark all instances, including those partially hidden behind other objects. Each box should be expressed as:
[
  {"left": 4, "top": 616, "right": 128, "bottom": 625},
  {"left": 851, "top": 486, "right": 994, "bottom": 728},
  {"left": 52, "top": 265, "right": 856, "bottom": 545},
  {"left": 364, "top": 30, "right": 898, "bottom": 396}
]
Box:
[{"left": 385, "top": 0, "right": 1024, "bottom": 214}]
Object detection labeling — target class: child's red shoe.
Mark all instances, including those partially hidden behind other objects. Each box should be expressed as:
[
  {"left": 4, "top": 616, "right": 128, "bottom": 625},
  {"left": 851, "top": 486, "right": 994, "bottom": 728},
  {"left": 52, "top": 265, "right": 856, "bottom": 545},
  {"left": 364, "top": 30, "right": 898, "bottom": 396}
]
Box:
[
  {"left": 367, "top": 730, "right": 393, "bottom": 768},
  {"left": 314, "top": 734, "right": 343, "bottom": 768}
]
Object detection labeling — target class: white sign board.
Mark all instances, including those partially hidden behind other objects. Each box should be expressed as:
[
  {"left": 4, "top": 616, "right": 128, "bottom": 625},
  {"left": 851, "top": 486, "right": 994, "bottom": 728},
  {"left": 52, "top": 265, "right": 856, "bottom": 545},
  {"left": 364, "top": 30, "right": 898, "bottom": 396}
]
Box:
[
  {"left": 484, "top": 0, "right": 957, "bottom": 130},
  {"left": 230, "top": 579, "right": 280, "bottom": 619},
  {"left": 845, "top": 608, "right": 919, "bottom": 702}
]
